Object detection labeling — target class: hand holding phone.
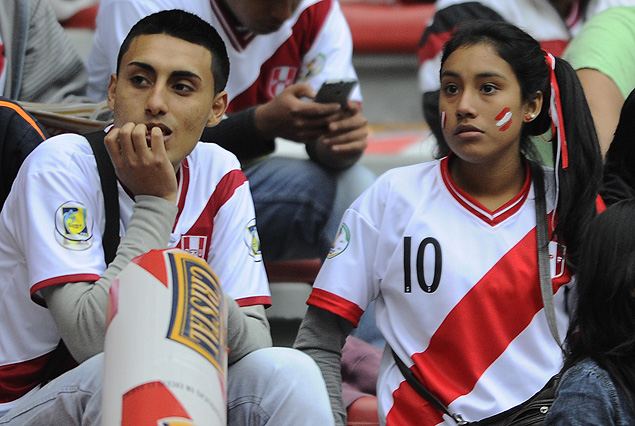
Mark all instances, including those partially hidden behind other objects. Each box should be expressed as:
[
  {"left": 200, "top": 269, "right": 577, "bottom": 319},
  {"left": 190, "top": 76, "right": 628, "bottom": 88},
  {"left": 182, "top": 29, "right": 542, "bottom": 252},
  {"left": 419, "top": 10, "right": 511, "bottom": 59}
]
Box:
[{"left": 313, "top": 78, "right": 358, "bottom": 107}]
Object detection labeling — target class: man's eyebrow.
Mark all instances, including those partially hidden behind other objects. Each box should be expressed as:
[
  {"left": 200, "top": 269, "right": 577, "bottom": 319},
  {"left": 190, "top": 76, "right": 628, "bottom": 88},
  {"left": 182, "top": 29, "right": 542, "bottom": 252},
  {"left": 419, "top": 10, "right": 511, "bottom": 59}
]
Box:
[
  {"left": 127, "top": 61, "right": 155, "bottom": 73},
  {"left": 170, "top": 70, "right": 202, "bottom": 81},
  {"left": 126, "top": 62, "right": 202, "bottom": 81}
]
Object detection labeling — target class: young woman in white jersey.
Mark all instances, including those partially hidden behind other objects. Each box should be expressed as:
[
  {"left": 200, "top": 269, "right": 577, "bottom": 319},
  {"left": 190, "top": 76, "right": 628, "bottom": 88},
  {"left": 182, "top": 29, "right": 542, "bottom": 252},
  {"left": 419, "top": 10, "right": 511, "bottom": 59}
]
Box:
[{"left": 294, "top": 20, "right": 603, "bottom": 426}]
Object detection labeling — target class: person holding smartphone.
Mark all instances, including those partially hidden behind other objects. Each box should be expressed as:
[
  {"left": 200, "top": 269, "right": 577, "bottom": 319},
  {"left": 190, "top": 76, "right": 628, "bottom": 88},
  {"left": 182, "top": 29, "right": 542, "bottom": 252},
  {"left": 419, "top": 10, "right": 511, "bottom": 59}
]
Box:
[{"left": 87, "top": 0, "right": 374, "bottom": 262}]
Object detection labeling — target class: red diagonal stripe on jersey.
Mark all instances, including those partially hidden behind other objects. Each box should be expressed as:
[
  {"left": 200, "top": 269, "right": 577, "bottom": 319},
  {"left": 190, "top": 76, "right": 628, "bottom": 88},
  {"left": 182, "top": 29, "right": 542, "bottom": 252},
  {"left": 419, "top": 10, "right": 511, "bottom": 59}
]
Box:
[
  {"left": 177, "top": 169, "right": 247, "bottom": 261},
  {"left": 387, "top": 227, "right": 565, "bottom": 425},
  {"left": 173, "top": 158, "right": 191, "bottom": 229}
]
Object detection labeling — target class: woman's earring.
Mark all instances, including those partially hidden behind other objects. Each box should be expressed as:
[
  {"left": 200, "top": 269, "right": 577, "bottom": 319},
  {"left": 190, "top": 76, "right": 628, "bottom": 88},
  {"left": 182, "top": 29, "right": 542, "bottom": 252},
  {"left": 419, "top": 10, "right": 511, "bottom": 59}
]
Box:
[{"left": 525, "top": 113, "right": 536, "bottom": 122}]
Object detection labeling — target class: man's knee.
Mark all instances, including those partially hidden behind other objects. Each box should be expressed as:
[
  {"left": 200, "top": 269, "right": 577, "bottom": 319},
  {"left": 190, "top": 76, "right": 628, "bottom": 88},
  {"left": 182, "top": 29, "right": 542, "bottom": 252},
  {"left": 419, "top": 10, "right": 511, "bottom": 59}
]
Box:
[{"left": 232, "top": 347, "right": 319, "bottom": 377}]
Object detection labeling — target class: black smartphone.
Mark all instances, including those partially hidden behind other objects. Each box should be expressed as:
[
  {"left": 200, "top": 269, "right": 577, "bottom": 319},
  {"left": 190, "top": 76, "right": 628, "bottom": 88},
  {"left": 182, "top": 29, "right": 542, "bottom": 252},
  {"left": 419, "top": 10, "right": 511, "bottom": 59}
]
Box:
[{"left": 313, "top": 78, "right": 358, "bottom": 106}]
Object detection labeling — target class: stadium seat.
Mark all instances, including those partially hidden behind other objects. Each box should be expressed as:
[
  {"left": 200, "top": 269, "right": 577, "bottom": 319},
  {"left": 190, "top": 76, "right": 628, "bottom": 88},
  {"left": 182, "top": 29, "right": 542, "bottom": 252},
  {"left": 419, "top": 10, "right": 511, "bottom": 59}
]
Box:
[
  {"left": 264, "top": 259, "right": 322, "bottom": 347},
  {"left": 340, "top": 1, "right": 435, "bottom": 53}
]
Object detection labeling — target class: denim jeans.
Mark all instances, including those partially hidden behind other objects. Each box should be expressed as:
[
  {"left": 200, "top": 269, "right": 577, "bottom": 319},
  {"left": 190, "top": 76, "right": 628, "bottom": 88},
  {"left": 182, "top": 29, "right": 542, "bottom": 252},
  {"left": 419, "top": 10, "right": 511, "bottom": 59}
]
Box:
[
  {"left": 545, "top": 358, "right": 635, "bottom": 426},
  {"left": 245, "top": 156, "right": 375, "bottom": 261},
  {"left": 0, "top": 347, "right": 334, "bottom": 426}
]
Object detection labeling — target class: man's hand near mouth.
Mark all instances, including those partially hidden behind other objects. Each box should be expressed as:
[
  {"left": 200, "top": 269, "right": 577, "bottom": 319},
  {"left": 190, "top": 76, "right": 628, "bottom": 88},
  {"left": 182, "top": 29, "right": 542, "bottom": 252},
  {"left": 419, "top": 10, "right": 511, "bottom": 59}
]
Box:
[{"left": 105, "top": 122, "right": 178, "bottom": 203}]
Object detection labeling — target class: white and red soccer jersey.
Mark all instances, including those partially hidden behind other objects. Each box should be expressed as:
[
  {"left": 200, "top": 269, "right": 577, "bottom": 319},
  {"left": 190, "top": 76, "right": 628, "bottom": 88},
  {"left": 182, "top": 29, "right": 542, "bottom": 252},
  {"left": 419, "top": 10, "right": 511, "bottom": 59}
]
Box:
[
  {"left": 0, "top": 133, "right": 269, "bottom": 411},
  {"left": 308, "top": 157, "right": 572, "bottom": 425},
  {"left": 87, "top": 0, "right": 361, "bottom": 105}
]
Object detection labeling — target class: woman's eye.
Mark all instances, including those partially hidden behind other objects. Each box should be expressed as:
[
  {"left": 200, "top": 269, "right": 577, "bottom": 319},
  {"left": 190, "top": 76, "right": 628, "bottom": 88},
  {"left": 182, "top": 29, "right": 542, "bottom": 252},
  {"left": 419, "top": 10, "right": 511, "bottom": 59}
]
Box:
[
  {"left": 482, "top": 84, "right": 498, "bottom": 94},
  {"left": 443, "top": 84, "right": 459, "bottom": 95}
]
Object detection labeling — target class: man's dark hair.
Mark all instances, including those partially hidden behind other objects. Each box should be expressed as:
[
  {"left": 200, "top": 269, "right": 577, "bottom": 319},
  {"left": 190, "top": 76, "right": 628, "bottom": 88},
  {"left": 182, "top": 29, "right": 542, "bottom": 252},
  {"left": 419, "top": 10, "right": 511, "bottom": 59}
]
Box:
[{"left": 116, "top": 9, "right": 230, "bottom": 94}]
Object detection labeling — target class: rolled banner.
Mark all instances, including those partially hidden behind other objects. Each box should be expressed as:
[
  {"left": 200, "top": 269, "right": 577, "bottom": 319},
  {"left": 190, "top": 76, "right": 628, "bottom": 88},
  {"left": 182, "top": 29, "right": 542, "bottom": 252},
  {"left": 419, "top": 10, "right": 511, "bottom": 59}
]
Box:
[{"left": 102, "top": 248, "right": 227, "bottom": 426}]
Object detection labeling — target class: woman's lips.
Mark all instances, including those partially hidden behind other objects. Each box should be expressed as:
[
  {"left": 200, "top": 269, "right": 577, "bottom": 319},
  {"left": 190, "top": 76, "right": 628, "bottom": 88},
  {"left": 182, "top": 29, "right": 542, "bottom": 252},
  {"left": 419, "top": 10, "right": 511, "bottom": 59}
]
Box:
[{"left": 454, "top": 124, "right": 483, "bottom": 139}]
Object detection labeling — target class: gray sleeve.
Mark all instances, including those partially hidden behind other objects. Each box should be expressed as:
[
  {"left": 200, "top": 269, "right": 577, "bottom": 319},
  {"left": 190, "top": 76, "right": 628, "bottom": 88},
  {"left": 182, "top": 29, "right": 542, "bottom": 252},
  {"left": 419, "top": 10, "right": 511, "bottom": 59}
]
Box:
[
  {"left": 294, "top": 305, "right": 355, "bottom": 426},
  {"left": 41, "top": 196, "right": 178, "bottom": 362},
  {"left": 226, "top": 297, "right": 272, "bottom": 365}
]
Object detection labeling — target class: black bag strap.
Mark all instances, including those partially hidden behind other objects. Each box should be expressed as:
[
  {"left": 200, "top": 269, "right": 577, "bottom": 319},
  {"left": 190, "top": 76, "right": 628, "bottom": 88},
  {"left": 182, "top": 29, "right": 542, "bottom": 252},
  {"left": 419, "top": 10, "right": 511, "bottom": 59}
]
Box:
[
  {"left": 391, "top": 348, "right": 468, "bottom": 425},
  {"left": 41, "top": 130, "right": 120, "bottom": 386},
  {"left": 84, "top": 130, "right": 120, "bottom": 264},
  {"left": 391, "top": 162, "right": 560, "bottom": 424}
]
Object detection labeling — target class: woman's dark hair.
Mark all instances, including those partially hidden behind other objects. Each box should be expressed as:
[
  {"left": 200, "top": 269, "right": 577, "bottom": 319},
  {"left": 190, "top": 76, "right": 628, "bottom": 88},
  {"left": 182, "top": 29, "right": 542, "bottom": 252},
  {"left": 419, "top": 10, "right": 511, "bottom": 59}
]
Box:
[
  {"left": 116, "top": 9, "right": 230, "bottom": 95},
  {"left": 600, "top": 89, "right": 635, "bottom": 206},
  {"left": 565, "top": 200, "right": 635, "bottom": 409},
  {"left": 438, "top": 20, "right": 602, "bottom": 267}
]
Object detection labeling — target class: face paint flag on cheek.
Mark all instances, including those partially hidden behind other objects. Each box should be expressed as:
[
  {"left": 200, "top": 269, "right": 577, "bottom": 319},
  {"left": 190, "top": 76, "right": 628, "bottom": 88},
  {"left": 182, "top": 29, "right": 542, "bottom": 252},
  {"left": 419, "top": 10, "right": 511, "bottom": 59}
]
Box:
[
  {"left": 441, "top": 111, "right": 447, "bottom": 129},
  {"left": 495, "top": 107, "right": 512, "bottom": 131}
]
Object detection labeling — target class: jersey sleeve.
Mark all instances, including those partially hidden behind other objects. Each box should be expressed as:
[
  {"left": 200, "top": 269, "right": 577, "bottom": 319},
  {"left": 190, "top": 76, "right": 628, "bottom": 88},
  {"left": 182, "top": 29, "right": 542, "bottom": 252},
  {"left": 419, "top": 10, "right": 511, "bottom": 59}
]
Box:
[
  {"left": 299, "top": 0, "right": 362, "bottom": 103},
  {"left": 5, "top": 136, "right": 107, "bottom": 300},
  {"left": 308, "top": 181, "right": 384, "bottom": 326},
  {"left": 207, "top": 175, "right": 271, "bottom": 308}
]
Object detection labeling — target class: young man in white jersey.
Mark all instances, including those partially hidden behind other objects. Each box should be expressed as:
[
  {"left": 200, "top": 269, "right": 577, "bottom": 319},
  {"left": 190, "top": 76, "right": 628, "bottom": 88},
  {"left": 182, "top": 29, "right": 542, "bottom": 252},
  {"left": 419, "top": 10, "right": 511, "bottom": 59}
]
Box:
[
  {"left": 0, "top": 10, "right": 333, "bottom": 426},
  {"left": 86, "top": 0, "right": 375, "bottom": 262}
]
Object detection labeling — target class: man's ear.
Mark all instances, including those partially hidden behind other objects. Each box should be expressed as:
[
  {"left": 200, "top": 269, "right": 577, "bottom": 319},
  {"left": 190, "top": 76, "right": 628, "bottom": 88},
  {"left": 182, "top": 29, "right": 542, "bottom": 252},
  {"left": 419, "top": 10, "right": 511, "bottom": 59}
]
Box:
[
  {"left": 107, "top": 74, "right": 118, "bottom": 111},
  {"left": 206, "top": 91, "right": 228, "bottom": 127}
]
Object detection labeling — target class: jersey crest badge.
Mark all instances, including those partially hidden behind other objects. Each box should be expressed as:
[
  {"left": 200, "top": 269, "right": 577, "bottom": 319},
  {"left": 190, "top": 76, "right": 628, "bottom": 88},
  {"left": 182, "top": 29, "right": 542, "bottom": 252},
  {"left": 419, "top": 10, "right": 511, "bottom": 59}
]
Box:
[
  {"left": 55, "top": 202, "right": 93, "bottom": 250},
  {"left": 244, "top": 219, "right": 262, "bottom": 262},
  {"left": 180, "top": 236, "right": 208, "bottom": 259},
  {"left": 328, "top": 223, "right": 350, "bottom": 259},
  {"left": 267, "top": 67, "right": 298, "bottom": 98},
  {"left": 299, "top": 54, "right": 326, "bottom": 80}
]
